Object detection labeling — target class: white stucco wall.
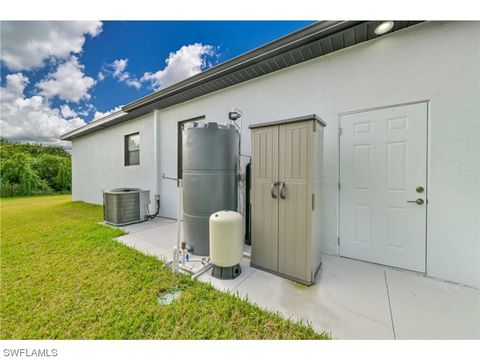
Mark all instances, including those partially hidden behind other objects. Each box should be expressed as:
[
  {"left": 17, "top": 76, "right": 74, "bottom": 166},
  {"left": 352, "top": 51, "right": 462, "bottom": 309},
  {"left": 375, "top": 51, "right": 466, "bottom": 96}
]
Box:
[
  {"left": 71, "top": 22, "right": 479, "bottom": 287},
  {"left": 153, "top": 22, "right": 479, "bottom": 287},
  {"left": 72, "top": 113, "right": 157, "bottom": 208}
]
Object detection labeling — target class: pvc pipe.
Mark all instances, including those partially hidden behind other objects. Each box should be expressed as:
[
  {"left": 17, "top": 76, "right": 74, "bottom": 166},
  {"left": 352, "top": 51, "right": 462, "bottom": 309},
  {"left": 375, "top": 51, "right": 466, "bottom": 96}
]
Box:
[
  {"left": 162, "top": 173, "right": 178, "bottom": 181},
  {"left": 243, "top": 251, "right": 251, "bottom": 259},
  {"left": 191, "top": 263, "right": 213, "bottom": 280},
  {"left": 183, "top": 258, "right": 207, "bottom": 263},
  {"left": 173, "top": 247, "right": 178, "bottom": 271},
  {"left": 173, "top": 180, "right": 183, "bottom": 273},
  {"left": 177, "top": 263, "right": 195, "bottom": 273},
  {"left": 180, "top": 262, "right": 195, "bottom": 270},
  {"left": 178, "top": 261, "right": 210, "bottom": 274}
]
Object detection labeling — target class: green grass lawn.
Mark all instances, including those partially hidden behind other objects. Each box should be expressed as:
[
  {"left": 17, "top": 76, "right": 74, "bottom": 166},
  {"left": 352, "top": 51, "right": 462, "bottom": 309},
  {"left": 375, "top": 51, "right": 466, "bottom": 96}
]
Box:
[{"left": 0, "top": 195, "right": 328, "bottom": 339}]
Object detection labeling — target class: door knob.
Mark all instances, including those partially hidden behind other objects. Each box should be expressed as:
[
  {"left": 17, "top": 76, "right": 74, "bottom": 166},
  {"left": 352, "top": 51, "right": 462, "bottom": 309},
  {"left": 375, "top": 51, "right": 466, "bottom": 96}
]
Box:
[
  {"left": 407, "top": 198, "right": 424, "bottom": 205},
  {"left": 416, "top": 186, "right": 425, "bottom": 193}
]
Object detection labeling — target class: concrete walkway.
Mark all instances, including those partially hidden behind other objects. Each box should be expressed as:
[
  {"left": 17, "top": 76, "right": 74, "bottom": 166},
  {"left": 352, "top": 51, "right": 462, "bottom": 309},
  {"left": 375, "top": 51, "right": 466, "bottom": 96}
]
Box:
[{"left": 116, "top": 217, "right": 480, "bottom": 339}]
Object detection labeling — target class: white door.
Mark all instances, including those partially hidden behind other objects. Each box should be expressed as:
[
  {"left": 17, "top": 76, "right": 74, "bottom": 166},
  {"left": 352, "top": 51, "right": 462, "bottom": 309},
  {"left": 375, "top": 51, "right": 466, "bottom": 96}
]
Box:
[{"left": 339, "top": 102, "right": 427, "bottom": 272}]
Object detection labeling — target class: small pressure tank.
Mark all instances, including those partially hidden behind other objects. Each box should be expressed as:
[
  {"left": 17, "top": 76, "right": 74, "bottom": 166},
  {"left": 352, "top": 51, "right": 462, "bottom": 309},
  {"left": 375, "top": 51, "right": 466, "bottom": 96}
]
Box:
[{"left": 209, "top": 210, "right": 243, "bottom": 279}]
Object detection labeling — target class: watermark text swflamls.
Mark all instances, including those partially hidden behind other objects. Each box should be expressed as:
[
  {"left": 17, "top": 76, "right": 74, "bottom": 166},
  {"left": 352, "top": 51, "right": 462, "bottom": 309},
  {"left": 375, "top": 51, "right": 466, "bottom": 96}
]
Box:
[{"left": 2, "top": 349, "right": 58, "bottom": 357}]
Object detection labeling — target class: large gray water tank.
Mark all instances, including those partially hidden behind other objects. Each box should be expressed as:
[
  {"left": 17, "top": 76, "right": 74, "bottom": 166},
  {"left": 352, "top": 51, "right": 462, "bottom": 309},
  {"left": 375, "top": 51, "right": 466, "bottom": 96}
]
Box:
[{"left": 183, "top": 122, "right": 238, "bottom": 256}]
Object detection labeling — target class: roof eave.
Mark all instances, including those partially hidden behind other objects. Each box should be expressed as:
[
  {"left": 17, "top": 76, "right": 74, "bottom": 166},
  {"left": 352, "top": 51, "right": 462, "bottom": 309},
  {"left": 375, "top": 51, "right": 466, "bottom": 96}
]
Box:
[
  {"left": 61, "top": 20, "right": 424, "bottom": 141},
  {"left": 121, "top": 21, "right": 360, "bottom": 112}
]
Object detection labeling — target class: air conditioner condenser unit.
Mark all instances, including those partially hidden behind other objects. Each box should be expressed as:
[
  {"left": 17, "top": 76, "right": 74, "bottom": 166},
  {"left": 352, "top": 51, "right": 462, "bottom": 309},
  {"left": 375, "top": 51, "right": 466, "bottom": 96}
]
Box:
[{"left": 103, "top": 188, "right": 150, "bottom": 226}]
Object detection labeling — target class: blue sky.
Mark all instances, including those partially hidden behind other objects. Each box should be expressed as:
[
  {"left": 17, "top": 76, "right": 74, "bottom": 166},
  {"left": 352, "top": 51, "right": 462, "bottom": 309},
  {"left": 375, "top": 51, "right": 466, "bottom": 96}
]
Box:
[
  {"left": 83, "top": 21, "right": 314, "bottom": 113},
  {"left": 0, "top": 21, "right": 313, "bottom": 145}
]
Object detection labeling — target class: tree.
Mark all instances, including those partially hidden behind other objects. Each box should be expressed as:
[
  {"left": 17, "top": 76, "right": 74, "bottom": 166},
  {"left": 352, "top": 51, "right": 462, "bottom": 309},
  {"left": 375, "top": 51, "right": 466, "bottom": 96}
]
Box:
[
  {"left": 53, "top": 158, "right": 72, "bottom": 192},
  {"left": 1, "top": 153, "right": 51, "bottom": 196},
  {"left": 0, "top": 138, "right": 71, "bottom": 197}
]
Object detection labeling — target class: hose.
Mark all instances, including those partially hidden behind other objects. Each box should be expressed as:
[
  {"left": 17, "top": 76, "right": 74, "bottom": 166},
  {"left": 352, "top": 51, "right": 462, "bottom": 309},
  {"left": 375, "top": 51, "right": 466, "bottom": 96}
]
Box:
[{"left": 146, "top": 196, "right": 160, "bottom": 220}]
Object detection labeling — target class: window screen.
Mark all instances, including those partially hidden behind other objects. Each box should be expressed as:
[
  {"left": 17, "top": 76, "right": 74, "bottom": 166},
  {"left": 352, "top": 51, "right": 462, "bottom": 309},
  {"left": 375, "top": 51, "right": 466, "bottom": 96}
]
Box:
[{"left": 125, "top": 133, "right": 140, "bottom": 166}]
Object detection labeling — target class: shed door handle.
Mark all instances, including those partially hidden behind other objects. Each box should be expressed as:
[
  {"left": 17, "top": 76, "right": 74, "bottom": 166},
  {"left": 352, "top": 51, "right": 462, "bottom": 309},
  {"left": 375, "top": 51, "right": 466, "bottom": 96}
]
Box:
[
  {"left": 271, "top": 181, "right": 278, "bottom": 198},
  {"left": 279, "top": 182, "right": 286, "bottom": 199}
]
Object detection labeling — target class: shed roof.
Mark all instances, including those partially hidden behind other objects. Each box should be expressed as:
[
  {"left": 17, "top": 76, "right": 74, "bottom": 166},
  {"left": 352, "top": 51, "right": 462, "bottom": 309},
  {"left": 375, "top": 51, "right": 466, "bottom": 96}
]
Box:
[{"left": 61, "top": 20, "right": 422, "bottom": 141}]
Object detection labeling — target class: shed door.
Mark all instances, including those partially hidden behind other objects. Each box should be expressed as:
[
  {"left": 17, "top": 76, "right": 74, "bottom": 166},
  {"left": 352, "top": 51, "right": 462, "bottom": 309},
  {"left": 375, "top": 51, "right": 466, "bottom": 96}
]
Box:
[
  {"left": 250, "top": 126, "right": 279, "bottom": 271},
  {"left": 278, "top": 120, "right": 312, "bottom": 281},
  {"left": 339, "top": 102, "right": 427, "bottom": 272}
]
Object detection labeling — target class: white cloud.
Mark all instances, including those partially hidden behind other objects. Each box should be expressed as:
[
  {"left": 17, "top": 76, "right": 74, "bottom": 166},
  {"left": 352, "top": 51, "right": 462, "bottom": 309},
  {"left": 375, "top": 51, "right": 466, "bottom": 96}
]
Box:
[
  {"left": 124, "top": 78, "right": 142, "bottom": 89},
  {"left": 0, "top": 73, "right": 86, "bottom": 146},
  {"left": 111, "top": 59, "right": 128, "bottom": 78},
  {"left": 102, "top": 45, "right": 216, "bottom": 91},
  {"left": 97, "top": 72, "right": 105, "bottom": 81},
  {"left": 93, "top": 106, "right": 123, "bottom": 120},
  {"left": 0, "top": 21, "right": 102, "bottom": 71},
  {"left": 36, "top": 56, "right": 96, "bottom": 103},
  {"left": 60, "top": 104, "right": 77, "bottom": 119},
  {"left": 76, "top": 103, "right": 97, "bottom": 116},
  {"left": 2, "top": 72, "right": 29, "bottom": 95},
  {"left": 106, "top": 58, "right": 141, "bottom": 89},
  {"left": 141, "top": 43, "right": 214, "bottom": 90}
]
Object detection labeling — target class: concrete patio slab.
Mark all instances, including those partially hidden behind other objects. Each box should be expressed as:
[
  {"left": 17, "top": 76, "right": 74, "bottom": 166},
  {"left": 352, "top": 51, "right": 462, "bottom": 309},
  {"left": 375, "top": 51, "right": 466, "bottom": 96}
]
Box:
[
  {"left": 117, "top": 217, "right": 176, "bottom": 234},
  {"left": 117, "top": 217, "right": 177, "bottom": 260},
  {"left": 235, "top": 255, "right": 394, "bottom": 339},
  {"left": 385, "top": 268, "right": 480, "bottom": 339},
  {"left": 114, "top": 217, "right": 480, "bottom": 340},
  {"left": 197, "top": 257, "right": 256, "bottom": 292}
]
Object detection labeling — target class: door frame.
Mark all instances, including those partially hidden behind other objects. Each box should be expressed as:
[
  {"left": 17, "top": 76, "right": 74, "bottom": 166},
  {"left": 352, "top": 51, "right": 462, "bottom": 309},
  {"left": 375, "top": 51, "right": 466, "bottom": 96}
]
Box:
[
  {"left": 336, "top": 100, "right": 431, "bottom": 273},
  {"left": 176, "top": 115, "right": 206, "bottom": 186}
]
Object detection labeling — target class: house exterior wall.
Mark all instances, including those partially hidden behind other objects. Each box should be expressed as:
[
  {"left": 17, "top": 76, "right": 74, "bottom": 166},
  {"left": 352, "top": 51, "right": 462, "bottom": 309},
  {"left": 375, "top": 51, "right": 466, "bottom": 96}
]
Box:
[
  {"left": 72, "top": 113, "right": 157, "bottom": 208},
  {"left": 71, "top": 21, "right": 479, "bottom": 287},
  {"left": 153, "top": 21, "right": 479, "bottom": 287}
]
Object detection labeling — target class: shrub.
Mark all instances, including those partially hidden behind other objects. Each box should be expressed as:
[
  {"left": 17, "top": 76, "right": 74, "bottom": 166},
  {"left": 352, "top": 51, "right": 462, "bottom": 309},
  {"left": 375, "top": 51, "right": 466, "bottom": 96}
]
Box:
[
  {"left": 53, "top": 159, "right": 72, "bottom": 192},
  {"left": 0, "top": 153, "right": 52, "bottom": 196},
  {"left": 0, "top": 139, "right": 70, "bottom": 197},
  {"left": 32, "top": 154, "right": 71, "bottom": 192}
]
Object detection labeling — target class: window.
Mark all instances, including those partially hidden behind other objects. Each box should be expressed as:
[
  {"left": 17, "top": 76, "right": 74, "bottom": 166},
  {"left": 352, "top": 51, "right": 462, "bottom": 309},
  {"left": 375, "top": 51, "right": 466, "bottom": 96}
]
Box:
[{"left": 125, "top": 133, "right": 140, "bottom": 166}]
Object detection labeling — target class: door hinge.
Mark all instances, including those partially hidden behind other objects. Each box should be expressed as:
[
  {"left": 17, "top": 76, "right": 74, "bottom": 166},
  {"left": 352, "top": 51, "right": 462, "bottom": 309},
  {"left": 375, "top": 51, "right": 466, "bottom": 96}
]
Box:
[
  {"left": 338, "top": 127, "right": 343, "bottom": 135},
  {"left": 312, "top": 193, "right": 315, "bottom": 211},
  {"left": 338, "top": 182, "right": 341, "bottom": 191},
  {"left": 337, "top": 237, "right": 340, "bottom": 245}
]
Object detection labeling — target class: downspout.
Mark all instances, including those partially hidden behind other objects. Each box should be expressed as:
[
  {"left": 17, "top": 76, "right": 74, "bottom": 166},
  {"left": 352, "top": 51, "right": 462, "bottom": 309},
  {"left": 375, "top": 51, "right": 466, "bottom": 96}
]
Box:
[
  {"left": 145, "top": 110, "right": 161, "bottom": 220},
  {"left": 153, "top": 109, "right": 161, "bottom": 216}
]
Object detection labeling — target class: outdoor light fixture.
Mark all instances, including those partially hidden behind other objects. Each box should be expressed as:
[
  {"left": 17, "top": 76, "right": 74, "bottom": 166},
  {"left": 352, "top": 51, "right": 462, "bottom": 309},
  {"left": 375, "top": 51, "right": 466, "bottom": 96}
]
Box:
[
  {"left": 228, "top": 109, "right": 242, "bottom": 121},
  {"left": 375, "top": 21, "right": 395, "bottom": 35}
]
